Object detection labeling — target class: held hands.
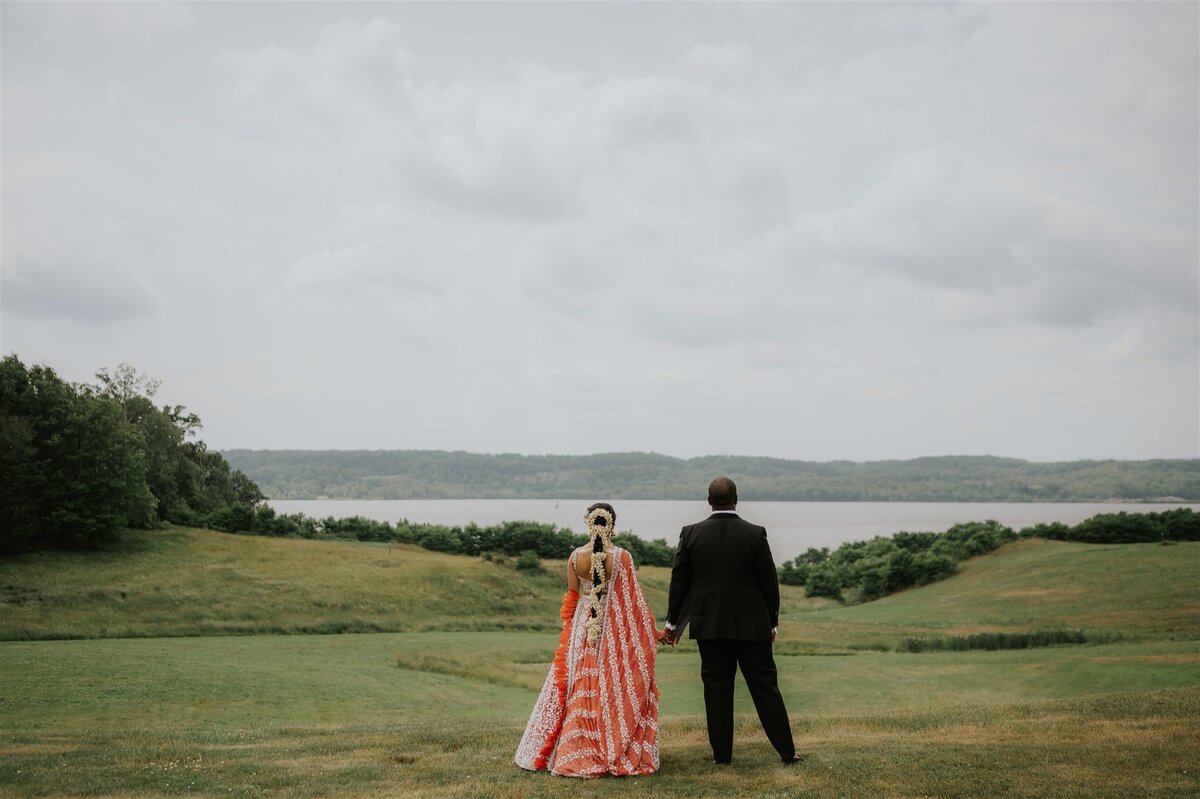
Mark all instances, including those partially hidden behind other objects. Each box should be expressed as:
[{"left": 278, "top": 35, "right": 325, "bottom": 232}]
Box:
[{"left": 657, "top": 627, "right": 678, "bottom": 647}]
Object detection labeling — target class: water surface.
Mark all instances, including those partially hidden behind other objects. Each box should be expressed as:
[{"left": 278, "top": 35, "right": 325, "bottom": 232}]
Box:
[{"left": 268, "top": 499, "right": 1198, "bottom": 564}]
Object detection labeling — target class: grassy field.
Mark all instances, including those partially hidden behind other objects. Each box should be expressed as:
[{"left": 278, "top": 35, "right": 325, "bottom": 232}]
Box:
[
  {"left": 0, "top": 529, "right": 574, "bottom": 640},
  {"left": 1, "top": 529, "right": 1198, "bottom": 797}
]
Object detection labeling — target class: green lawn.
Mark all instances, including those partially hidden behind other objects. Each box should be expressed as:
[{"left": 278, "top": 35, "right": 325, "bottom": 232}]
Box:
[
  {"left": 2, "top": 632, "right": 1197, "bottom": 729},
  {"left": 1, "top": 530, "right": 1198, "bottom": 797},
  {"left": 2, "top": 691, "right": 1196, "bottom": 798}
]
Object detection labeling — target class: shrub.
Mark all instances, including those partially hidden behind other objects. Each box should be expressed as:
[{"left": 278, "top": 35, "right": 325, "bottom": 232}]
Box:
[
  {"left": 612, "top": 532, "right": 673, "bottom": 567},
  {"left": 1020, "top": 509, "right": 1200, "bottom": 544},
  {"left": 780, "top": 547, "right": 830, "bottom": 586},
  {"left": 318, "top": 515, "right": 395, "bottom": 542},
  {"left": 515, "top": 550, "right": 542, "bottom": 572},
  {"left": 804, "top": 565, "right": 844, "bottom": 601},
  {"left": 208, "top": 504, "right": 256, "bottom": 533},
  {"left": 1019, "top": 521, "right": 1070, "bottom": 539},
  {"left": 458, "top": 520, "right": 582, "bottom": 559},
  {"left": 417, "top": 527, "right": 463, "bottom": 553},
  {"left": 1071, "top": 512, "right": 1160, "bottom": 543}
]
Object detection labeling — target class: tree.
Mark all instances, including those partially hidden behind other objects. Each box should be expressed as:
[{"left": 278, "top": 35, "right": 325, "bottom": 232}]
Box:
[
  {"left": 0, "top": 356, "right": 154, "bottom": 551},
  {"left": 93, "top": 363, "right": 161, "bottom": 425},
  {"left": 92, "top": 364, "right": 223, "bottom": 524},
  {"left": 0, "top": 408, "right": 38, "bottom": 551}
]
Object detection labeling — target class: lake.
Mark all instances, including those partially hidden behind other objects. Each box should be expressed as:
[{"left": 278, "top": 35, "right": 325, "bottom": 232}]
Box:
[{"left": 267, "top": 499, "right": 1199, "bottom": 563}]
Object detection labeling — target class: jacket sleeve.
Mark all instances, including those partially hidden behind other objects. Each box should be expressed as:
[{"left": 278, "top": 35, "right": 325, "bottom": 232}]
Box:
[
  {"left": 666, "top": 526, "right": 691, "bottom": 626},
  {"left": 756, "top": 527, "right": 780, "bottom": 628}
]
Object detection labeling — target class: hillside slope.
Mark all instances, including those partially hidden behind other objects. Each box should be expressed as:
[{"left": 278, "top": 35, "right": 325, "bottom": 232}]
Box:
[
  {"left": 806, "top": 538, "right": 1200, "bottom": 645},
  {"left": 1, "top": 530, "right": 1196, "bottom": 646}
]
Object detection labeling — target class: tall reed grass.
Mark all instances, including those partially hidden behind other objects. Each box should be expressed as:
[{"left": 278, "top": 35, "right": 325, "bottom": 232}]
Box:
[{"left": 898, "top": 628, "right": 1123, "bottom": 653}]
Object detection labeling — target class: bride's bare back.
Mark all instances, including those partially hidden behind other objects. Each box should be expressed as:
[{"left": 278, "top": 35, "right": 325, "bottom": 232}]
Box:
[{"left": 569, "top": 546, "right": 615, "bottom": 589}]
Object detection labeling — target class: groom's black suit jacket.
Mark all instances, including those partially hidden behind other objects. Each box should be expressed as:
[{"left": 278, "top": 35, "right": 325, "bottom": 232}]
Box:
[{"left": 666, "top": 512, "right": 780, "bottom": 641}]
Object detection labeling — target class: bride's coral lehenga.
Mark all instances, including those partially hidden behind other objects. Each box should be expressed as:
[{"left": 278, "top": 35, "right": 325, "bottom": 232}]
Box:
[{"left": 514, "top": 545, "right": 660, "bottom": 777}]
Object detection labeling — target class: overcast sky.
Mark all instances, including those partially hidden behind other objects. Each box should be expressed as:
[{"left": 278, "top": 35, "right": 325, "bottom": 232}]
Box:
[{"left": 2, "top": 2, "right": 1197, "bottom": 462}]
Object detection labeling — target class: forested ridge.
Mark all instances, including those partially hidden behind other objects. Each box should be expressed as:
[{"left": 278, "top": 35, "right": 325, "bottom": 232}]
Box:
[{"left": 224, "top": 449, "right": 1200, "bottom": 502}]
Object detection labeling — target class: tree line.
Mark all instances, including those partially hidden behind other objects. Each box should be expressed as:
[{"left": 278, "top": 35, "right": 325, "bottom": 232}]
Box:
[
  {"left": 224, "top": 449, "right": 1200, "bottom": 502},
  {"left": 1, "top": 356, "right": 263, "bottom": 553},
  {"left": 781, "top": 509, "right": 1199, "bottom": 603},
  {"left": 204, "top": 510, "right": 676, "bottom": 567},
  {"left": 0, "top": 355, "right": 677, "bottom": 566}
]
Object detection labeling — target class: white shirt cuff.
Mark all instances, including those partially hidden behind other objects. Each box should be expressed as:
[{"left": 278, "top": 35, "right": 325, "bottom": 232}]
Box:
[{"left": 665, "top": 621, "right": 676, "bottom": 631}]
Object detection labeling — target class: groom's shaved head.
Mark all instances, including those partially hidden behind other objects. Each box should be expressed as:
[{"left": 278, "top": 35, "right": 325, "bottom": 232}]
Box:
[{"left": 708, "top": 477, "right": 738, "bottom": 509}]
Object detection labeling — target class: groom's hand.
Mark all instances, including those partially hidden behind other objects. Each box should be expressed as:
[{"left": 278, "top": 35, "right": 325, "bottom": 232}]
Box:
[{"left": 657, "top": 628, "right": 678, "bottom": 647}]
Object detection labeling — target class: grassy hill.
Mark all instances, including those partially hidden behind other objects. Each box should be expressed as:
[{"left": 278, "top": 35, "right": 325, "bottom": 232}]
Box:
[
  {"left": 2, "top": 529, "right": 1195, "bottom": 644},
  {"left": 0, "top": 529, "right": 579, "bottom": 640},
  {"left": 1, "top": 529, "right": 1198, "bottom": 797}
]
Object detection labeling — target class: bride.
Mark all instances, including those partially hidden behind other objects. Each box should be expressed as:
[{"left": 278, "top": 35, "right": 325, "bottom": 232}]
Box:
[{"left": 514, "top": 502, "right": 664, "bottom": 777}]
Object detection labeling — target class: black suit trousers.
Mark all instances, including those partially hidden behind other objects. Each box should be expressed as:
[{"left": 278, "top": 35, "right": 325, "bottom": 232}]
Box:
[{"left": 696, "top": 638, "right": 795, "bottom": 762}]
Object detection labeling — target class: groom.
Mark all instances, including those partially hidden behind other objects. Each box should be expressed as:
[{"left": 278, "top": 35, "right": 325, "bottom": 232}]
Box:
[{"left": 661, "top": 476, "right": 802, "bottom": 766}]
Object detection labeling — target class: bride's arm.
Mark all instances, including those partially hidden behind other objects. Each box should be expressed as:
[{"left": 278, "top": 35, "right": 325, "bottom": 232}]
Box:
[{"left": 566, "top": 550, "right": 580, "bottom": 593}]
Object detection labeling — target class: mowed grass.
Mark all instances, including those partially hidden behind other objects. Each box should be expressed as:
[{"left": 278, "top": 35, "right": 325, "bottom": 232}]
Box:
[
  {"left": 1, "top": 530, "right": 1198, "bottom": 796},
  {"left": 2, "top": 632, "right": 1198, "bottom": 729},
  {"left": 2, "top": 691, "right": 1197, "bottom": 798}
]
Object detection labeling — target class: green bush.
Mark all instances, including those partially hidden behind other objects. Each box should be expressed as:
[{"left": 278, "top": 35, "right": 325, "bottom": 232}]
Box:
[
  {"left": 417, "top": 527, "right": 463, "bottom": 553},
  {"left": 804, "top": 565, "right": 844, "bottom": 601},
  {"left": 318, "top": 515, "right": 395, "bottom": 541},
  {"left": 612, "top": 532, "right": 673, "bottom": 567},
  {"left": 515, "top": 550, "right": 542, "bottom": 572},
  {"left": 1020, "top": 509, "right": 1199, "bottom": 544},
  {"left": 781, "top": 522, "right": 1009, "bottom": 604}
]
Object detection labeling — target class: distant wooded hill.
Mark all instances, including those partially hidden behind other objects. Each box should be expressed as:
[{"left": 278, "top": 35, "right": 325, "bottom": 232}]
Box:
[{"left": 221, "top": 450, "right": 1200, "bottom": 502}]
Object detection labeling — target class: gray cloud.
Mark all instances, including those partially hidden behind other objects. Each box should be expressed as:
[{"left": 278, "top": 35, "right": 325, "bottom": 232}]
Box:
[
  {"left": 2, "top": 3, "right": 1195, "bottom": 459},
  {"left": 4, "top": 256, "right": 164, "bottom": 323}
]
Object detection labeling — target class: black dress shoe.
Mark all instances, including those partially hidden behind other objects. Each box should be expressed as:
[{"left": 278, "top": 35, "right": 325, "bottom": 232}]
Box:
[
  {"left": 782, "top": 754, "right": 805, "bottom": 766},
  {"left": 711, "top": 758, "right": 731, "bottom": 765}
]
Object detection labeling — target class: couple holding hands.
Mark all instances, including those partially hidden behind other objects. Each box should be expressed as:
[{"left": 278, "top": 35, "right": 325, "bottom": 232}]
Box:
[{"left": 515, "top": 477, "right": 803, "bottom": 777}]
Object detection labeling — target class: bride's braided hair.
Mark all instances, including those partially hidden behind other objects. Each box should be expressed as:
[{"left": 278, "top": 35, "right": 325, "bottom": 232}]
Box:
[{"left": 583, "top": 503, "right": 616, "bottom": 645}]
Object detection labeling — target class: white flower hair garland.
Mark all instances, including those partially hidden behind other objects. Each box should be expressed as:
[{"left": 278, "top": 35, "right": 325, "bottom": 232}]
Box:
[{"left": 584, "top": 507, "right": 615, "bottom": 645}]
